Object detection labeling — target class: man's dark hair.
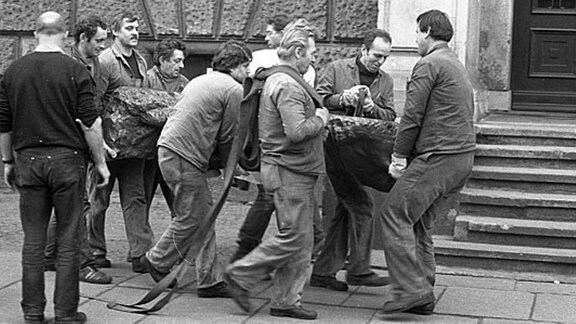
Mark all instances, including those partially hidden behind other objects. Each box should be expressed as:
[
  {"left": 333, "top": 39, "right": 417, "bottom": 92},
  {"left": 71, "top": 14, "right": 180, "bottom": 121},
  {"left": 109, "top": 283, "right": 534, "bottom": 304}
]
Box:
[
  {"left": 110, "top": 11, "right": 139, "bottom": 33},
  {"left": 212, "top": 40, "right": 252, "bottom": 73},
  {"left": 363, "top": 29, "right": 392, "bottom": 50},
  {"left": 73, "top": 16, "right": 107, "bottom": 44},
  {"left": 417, "top": 9, "right": 453, "bottom": 42},
  {"left": 267, "top": 14, "right": 291, "bottom": 32},
  {"left": 153, "top": 38, "right": 186, "bottom": 66}
]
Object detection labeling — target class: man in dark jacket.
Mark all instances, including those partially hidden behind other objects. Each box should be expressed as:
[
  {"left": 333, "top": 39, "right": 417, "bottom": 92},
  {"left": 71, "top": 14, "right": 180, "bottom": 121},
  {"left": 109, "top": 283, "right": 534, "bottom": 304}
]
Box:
[
  {"left": 380, "top": 10, "right": 475, "bottom": 315},
  {"left": 311, "top": 29, "right": 396, "bottom": 292}
]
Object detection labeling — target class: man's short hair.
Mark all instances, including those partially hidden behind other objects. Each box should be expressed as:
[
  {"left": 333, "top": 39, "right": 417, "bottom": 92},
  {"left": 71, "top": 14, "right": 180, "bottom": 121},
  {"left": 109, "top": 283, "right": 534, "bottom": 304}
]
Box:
[
  {"left": 266, "top": 14, "right": 291, "bottom": 32},
  {"left": 277, "top": 25, "right": 314, "bottom": 60},
  {"left": 363, "top": 29, "right": 392, "bottom": 50},
  {"left": 35, "top": 11, "right": 66, "bottom": 36},
  {"left": 211, "top": 40, "right": 252, "bottom": 73},
  {"left": 110, "top": 11, "right": 139, "bottom": 33},
  {"left": 73, "top": 16, "right": 107, "bottom": 44},
  {"left": 417, "top": 9, "right": 453, "bottom": 42},
  {"left": 153, "top": 38, "right": 186, "bottom": 66}
]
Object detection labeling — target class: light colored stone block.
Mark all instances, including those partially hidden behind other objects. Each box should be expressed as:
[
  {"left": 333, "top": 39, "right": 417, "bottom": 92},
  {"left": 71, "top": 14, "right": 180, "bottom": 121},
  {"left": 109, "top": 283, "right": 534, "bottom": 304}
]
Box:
[
  {"left": 436, "top": 287, "right": 533, "bottom": 319},
  {"left": 532, "top": 293, "right": 576, "bottom": 323}
]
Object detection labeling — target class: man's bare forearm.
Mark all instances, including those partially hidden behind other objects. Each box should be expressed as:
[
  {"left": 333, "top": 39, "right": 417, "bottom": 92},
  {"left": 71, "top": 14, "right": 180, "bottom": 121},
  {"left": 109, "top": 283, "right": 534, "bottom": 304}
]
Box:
[
  {"left": 81, "top": 117, "right": 107, "bottom": 166},
  {"left": 0, "top": 132, "right": 13, "bottom": 161}
]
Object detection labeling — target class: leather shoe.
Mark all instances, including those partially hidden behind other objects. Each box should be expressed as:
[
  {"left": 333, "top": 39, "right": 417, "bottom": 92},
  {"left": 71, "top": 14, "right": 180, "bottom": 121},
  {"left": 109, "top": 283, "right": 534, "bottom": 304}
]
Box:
[
  {"left": 223, "top": 271, "right": 253, "bottom": 313},
  {"left": 24, "top": 314, "right": 43, "bottom": 324},
  {"left": 131, "top": 256, "right": 146, "bottom": 273},
  {"left": 55, "top": 311, "right": 87, "bottom": 324},
  {"left": 310, "top": 274, "right": 348, "bottom": 291},
  {"left": 380, "top": 292, "right": 435, "bottom": 314},
  {"left": 346, "top": 272, "right": 390, "bottom": 287},
  {"left": 139, "top": 255, "right": 176, "bottom": 288},
  {"left": 197, "top": 281, "right": 230, "bottom": 298},
  {"left": 93, "top": 256, "right": 111, "bottom": 268},
  {"left": 79, "top": 266, "right": 112, "bottom": 284},
  {"left": 270, "top": 305, "right": 318, "bottom": 320},
  {"left": 405, "top": 300, "right": 435, "bottom": 315}
]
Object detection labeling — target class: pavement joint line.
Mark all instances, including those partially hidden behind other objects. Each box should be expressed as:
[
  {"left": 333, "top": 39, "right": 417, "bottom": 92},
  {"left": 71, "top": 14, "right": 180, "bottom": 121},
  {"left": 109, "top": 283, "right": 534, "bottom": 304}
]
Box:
[{"left": 527, "top": 292, "right": 537, "bottom": 322}]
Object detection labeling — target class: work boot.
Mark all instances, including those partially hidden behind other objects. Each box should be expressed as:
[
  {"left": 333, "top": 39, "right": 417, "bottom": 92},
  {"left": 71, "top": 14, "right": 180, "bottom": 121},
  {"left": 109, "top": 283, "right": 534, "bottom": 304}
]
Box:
[
  {"left": 54, "top": 311, "right": 87, "bottom": 324},
  {"left": 380, "top": 292, "right": 435, "bottom": 314},
  {"left": 270, "top": 305, "right": 318, "bottom": 320},
  {"left": 310, "top": 274, "right": 348, "bottom": 291},
  {"left": 197, "top": 282, "right": 231, "bottom": 298},
  {"left": 139, "top": 255, "right": 176, "bottom": 288},
  {"left": 346, "top": 272, "right": 390, "bottom": 287}
]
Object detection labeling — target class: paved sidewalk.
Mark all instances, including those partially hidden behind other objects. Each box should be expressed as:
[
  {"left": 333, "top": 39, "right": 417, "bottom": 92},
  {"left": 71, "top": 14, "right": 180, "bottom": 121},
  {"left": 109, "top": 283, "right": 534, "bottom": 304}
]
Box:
[{"left": 2, "top": 252, "right": 576, "bottom": 323}]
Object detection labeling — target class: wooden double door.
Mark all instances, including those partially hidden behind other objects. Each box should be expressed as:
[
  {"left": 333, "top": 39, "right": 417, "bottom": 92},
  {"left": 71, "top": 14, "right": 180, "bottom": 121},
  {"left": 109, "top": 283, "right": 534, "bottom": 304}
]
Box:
[{"left": 511, "top": 0, "right": 576, "bottom": 112}]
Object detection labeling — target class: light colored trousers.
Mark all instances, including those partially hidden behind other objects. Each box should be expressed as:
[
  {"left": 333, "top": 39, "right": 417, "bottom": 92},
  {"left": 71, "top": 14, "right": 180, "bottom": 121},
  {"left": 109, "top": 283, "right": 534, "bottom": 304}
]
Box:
[
  {"left": 146, "top": 147, "right": 223, "bottom": 289},
  {"left": 227, "top": 163, "right": 318, "bottom": 308}
]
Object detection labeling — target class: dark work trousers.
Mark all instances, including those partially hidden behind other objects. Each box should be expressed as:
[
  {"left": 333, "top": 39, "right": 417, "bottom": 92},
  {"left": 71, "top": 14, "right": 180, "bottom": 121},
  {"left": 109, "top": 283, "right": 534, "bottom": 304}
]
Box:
[
  {"left": 380, "top": 152, "right": 474, "bottom": 297},
  {"left": 15, "top": 147, "right": 86, "bottom": 318},
  {"left": 45, "top": 163, "right": 96, "bottom": 268},
  {"left": 230, "top": 184, "right": 275, "bottom": 262},
  {"left": 313, "top": 148, "right": 375, "bottom": 277},
  {"left": 143, "top": 157, "right": 175, "bottom": 219},
  {"left": 88, "top": 158, "right": 153, "bottom": 260}
]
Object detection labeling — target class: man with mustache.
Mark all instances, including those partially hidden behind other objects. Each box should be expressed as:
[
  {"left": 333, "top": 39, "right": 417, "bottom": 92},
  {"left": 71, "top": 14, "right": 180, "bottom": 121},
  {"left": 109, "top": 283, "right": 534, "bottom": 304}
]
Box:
[
  {"left": 311, "top": 28, "right": 396, "bottom": 292},
  {"left": 141, "top": 38, "right": 188, "bottom": 223},
  {"left": 89, "top": 11, "right": 153, "bottom": 273}
]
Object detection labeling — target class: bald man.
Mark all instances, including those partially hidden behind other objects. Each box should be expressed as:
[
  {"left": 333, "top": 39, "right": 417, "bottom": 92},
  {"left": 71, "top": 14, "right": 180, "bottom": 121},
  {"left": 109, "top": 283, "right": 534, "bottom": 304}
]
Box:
[{"left": 0, "top": 11, "right": 109, "bottom": 324}]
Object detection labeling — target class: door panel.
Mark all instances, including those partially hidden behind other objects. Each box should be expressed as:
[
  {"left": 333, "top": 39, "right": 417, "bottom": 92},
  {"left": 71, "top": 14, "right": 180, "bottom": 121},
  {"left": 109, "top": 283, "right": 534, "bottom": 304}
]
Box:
[{"left": 511, "top": 0, "right": 576, "bottom": 112}]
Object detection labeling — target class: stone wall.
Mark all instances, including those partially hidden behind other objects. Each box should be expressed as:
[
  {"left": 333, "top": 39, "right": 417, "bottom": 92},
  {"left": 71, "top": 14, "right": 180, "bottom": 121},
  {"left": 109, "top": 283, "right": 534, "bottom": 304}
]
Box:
[{"left": 0, "top": 0, "right": 379, "bottom": 77}]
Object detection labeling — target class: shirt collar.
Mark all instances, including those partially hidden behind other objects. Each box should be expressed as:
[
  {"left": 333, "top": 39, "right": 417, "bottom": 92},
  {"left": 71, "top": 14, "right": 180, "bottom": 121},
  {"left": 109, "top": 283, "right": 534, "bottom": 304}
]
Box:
[{"left": 34, "top": 44, "right": 66, "bottom": 54}]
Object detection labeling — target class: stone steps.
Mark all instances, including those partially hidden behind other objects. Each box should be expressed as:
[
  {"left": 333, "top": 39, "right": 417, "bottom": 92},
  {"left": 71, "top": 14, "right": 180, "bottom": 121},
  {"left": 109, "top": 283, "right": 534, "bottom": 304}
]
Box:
[
  {"left": 459, "top": 187, "right": 576, "bottom": 222},
  {"left": 438, "top": 116, "right": 576, "bottom": 275},
  {"left": 476, "top": 122, "right": 576, "bottom": 147},
  {"left": 434, "top": 235, "right": 576, "bottom": 276},
  {"left": 467, "top": 165, "right": 576, "bottom": 194},
  {"left": 473, "top": 144, "right": 576, "bottom": 169},
  {"left": 454, "top": 215, "right": 576, "bottom": 249}
]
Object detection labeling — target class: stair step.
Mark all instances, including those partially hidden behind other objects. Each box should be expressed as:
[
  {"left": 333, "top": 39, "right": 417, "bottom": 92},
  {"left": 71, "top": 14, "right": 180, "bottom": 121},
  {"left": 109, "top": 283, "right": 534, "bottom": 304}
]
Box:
[
  {"left": 476, "top": 122, "right": 576, "bottom": 138},
  {"left": 468, "top": 165, "right": 576, "bottom": 194},
  {"left": 434, "top": 236, "right": 576, "bottom": 275},
  {"left": 454, "top": 215, "right": 576, "bottom": 249},
  {"left": 476, "top": 123, "right": 576, "bottom": 147},
  {"left": 459, "top": 188, "right": 576, "bottom": 221},
  {"left": 474, "top": 144, "right": 576, "bottom": 168},
  {"left": 475, "top": 144, "right": 576, "bottom": 160},
  {"left": 472, "top": 165, "right": 576, "bottom": 183}
]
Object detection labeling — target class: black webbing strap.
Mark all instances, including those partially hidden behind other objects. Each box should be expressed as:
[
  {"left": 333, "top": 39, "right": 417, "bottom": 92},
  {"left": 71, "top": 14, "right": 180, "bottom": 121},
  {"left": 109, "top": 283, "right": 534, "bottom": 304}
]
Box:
[{"left": 105, "top": 261, "right": 185, "bottom": 314}]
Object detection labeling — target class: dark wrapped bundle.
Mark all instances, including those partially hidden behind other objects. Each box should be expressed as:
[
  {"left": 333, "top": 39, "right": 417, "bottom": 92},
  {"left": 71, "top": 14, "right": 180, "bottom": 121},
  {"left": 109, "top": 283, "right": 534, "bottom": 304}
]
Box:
[
  {"left": 325, "top": 115, "right": 397, "bottom": 192},
  {"left": 104, "top": 86, "right": 178, "bottom": 160}
]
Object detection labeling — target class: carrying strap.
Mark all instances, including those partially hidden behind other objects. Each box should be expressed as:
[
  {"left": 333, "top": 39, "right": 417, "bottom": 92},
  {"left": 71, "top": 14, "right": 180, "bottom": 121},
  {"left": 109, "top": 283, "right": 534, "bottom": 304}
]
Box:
[
  {"left": 238, "top": 65, "right": 323, "bottom": 171},
  {"left": 105, "top": 261, "right": 185, "bottom": 314}
]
